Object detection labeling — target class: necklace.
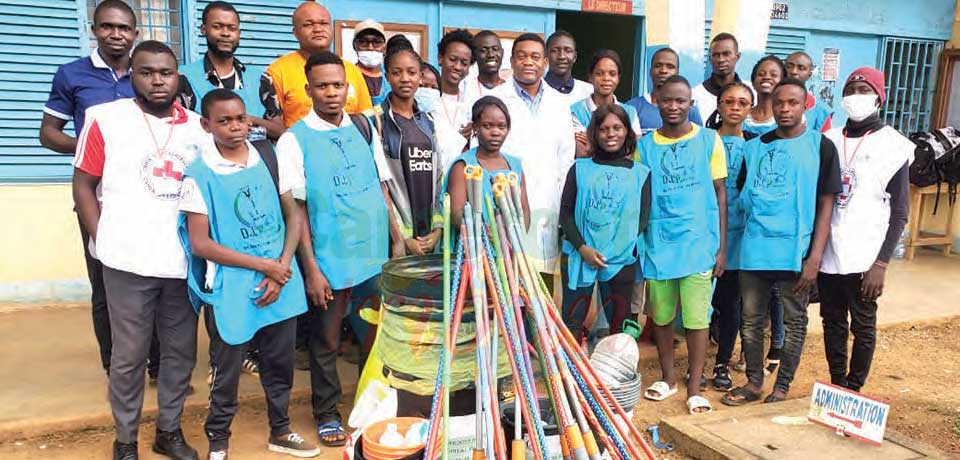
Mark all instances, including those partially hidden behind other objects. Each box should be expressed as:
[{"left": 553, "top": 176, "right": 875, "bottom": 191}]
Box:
[{"left": 138, "top": 103, "right": 176, "bottom": 158}]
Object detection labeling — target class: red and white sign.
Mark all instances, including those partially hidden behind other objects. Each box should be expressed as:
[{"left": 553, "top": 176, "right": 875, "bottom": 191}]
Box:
[
  {"left": 808, "top": 380, "right": 890, "bottom": 445},
  {"left": 582, "top": 0, "right": 633, "bottom": 15}
]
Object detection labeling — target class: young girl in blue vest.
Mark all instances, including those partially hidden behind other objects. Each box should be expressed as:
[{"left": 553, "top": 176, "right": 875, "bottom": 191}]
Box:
[
  {"left": 636, "top": 75, "right": 728, "bottom": 415},
  {"left": 179, "top": 89, "right": 320, "bottom": 459},
  {"left": 710, "top": 82, "right": 755, "bottom": 391},
  {"left": 444, "top": 96, "right": 530, "bottom": 230},
  {"left": 559, "top": 104, "right": 650, "bottom": 342},
  {"left": 742, "top": 55, "right": 785, "bottom": 137},
  {"left": 571, "top": 50, "right": 642, "bottom": 156}
]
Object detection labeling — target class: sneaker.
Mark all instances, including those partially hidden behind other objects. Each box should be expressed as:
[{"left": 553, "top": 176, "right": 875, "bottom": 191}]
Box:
[
  {"left": 764, "top": 347, "right": 782, "bottom": 376},
  {"left": 242, "top": 353, "right": 260, "bottom": 376},
  {"left": 207, "top": 450, "right": 227, "bottom": 460},
  {"left": 712, "top": 364, "right": 733, "bottom": 392},
  {"left": 152, "top": 429, "right": 198, "bottom": 460},
  {"left": 268, "top": 432, "right": 321, "bottom": 458},
  {"left": 113, "top": 440, "right": 138, "bottom": 460}
]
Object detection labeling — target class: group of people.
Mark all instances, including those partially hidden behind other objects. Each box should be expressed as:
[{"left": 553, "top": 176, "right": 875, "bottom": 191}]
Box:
[{"left": 40, "top": 1, "right": 915, "bottom": 459}]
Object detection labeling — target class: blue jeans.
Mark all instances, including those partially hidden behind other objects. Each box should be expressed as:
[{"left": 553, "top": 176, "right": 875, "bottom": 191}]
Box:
[
  {"left": 739, "top": 271, "right": 810, "bottom": 393},
  {"left": 769, "top": 285, "right": 785, "bottom": 349}
]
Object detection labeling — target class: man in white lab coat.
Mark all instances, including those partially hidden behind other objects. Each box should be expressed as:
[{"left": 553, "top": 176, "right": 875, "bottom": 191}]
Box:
[{"left": 491, "top": 33, "right": 576, "bottom": 291}]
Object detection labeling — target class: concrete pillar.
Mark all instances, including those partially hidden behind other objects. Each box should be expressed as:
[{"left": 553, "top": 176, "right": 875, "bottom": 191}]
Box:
[
  {"left": 644, "top": 0, "right": 706, "bottom": 91},
  {"left": 708, "top": 0, "right": 774, "bottom": 79}
]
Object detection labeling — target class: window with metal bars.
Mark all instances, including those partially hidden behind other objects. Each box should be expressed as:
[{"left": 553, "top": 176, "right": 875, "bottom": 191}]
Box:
[
  {"left": 86, "top": 0, "right": 183, "bottom": 60},
  {"left": 879, "top": 37, "right": 943, "bottom": 134}
]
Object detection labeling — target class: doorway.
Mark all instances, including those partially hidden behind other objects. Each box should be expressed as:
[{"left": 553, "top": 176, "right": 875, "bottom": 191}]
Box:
[{"left": 556, "top": 11, "right": 641, "bottom": 102}]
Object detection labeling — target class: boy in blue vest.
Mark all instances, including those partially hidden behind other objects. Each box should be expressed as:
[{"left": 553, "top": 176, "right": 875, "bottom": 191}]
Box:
[
  {"left": 637, "top": 75, "right": 727, "bottom": 415},
  {"left": 722, "top": 79, "right": 840, "bottom": 406},
  {"left": 275, "top": 51, "right": 390, "bottom": 447},
  {"left": 179, "top": 89, "right": 319, "bottom": 459}
]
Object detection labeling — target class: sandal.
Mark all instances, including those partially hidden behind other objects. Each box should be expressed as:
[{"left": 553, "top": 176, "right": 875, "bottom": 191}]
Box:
[
  {"left": 317, "top": 421, "right": 347, "bottom": 447},
  {"left": 721, "top": 386, "right": 761, "bottom": 407},
  {"left": 687, "top": 395, "right": 713, "bottom": 414},
  {"left": 764, "top": 393, "right": 787, "bottom": 404},
  {"left": 644, "top": 381, "right": 678, "bottom": 401}
]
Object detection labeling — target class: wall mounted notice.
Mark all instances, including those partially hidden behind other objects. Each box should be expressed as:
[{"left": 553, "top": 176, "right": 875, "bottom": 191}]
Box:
[
  {"left": 808, "top": 380, "right": 890, "bottom": 445},
  {"left": 822, "top": 48, "right": 841, "bottom": 82},
  {"left": 771, "top": 3, "right": 789, "bottom": 20},
  {"left": 582, "top": 0, "right": 633, "bottom": 15}
]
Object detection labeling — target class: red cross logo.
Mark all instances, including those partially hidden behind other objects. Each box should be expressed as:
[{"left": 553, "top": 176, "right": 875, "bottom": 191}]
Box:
[{"left": 152, "top": 160, "right": 183, "bottom": 181}]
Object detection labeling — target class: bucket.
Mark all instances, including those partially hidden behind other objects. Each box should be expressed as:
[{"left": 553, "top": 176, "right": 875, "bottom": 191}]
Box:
[
  {"left": 361, "top": 417, "right": 428, "bottom": 460},
  {"left": 378, "top": 255, "right": 509, "bottom": 398},
  {"left": 501, "top": 398, "right": 561, "bottom": 459},
  {"left": 353, "top": 436, "right": 424, "bottom": 460}
]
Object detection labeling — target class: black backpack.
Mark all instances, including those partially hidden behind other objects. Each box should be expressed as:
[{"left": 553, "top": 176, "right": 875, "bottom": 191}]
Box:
[{"left": 908, "top": 127, "right": 960, "bottom": 213}]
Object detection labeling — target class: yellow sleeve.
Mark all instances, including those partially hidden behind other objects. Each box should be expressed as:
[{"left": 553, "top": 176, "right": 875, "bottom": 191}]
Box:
[
  {"left": 344, "top": 62, "right": 373, "bottom": 114},
  {"left": 709, "top": 133, "right": 728, "bottom": 180}
]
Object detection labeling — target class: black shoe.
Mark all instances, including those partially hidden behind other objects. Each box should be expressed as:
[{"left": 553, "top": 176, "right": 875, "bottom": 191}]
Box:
[
  {"left": 712, "top": 364, "right": 733, "bottom": 392},
  {"left": 114, "top": 440, "right": 138, "bottom": 460},
  {"left": 152, "top": 429, "right": 198, "bottom": 460}
]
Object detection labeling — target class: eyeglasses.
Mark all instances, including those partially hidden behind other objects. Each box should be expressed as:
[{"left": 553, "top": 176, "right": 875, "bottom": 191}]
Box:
[{"left": 719, "top": 98, "right": 751, "bottom": 108}]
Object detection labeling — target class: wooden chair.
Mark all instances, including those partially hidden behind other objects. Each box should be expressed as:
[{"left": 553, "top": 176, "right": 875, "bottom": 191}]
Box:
[{"left": 906, "top": 184, "right": 956, "bottom": 259}]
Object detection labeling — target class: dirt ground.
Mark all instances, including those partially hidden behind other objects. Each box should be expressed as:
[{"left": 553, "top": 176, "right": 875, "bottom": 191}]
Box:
[{"left": 1, "top": 317, "right": 957, "bottom": 460}]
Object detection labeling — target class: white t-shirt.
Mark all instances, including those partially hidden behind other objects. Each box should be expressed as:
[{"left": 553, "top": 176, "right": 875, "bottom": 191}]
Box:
[
  {"left": 821, "top": 126, "right": 914, "bottom": 274},
  {"left": 275, "top": 109, "right": 391, "bottom": 201},
  {"left": 74, "top": 99, "right": 206, "bottom": 278}
]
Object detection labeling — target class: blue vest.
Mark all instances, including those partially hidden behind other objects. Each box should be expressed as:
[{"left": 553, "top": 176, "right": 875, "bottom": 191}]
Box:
[
  {"left": 742, "top": 118, "right": 777, "bottom": 137},
  {"left": 289, "top": 120, "right": 389, "bottom": 289},
  {"left": 570, "top": 99, "right": 639, "bottom": 132},
  {"left": 637, "top": 127, "right": 721, "bottom": 280},
  {"left": 561, "top": 158, "right": 649, "bottom": 289},
  {"left": 739, "top": 131, "right": 821, "bottom": 271},
  {"left": 441, "top": 147, "right": 523, "bottom": 223},
  {"left": 179, "top": 58, "right": 265, "bottom": 115},
  {"left": 806, "top": 101, "right": 832, "bottom": 132},
  {"left": 178, "top": 156, "right": 306, "bottom": 345},
  {"left": 721, "top": 135, "right": 747, "bottom": 270}
]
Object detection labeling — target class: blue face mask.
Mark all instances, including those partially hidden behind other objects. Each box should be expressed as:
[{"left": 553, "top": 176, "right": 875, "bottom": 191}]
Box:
[{"left": 414, "top": 87, "right": 441, "bottom": 113}]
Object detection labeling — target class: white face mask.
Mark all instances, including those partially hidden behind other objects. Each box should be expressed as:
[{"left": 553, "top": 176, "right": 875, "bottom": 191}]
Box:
[
  {"left": 842, "top": 94, "right": 879, "bottom": 122},
  {"left": 357, "top": 50, "right": 384, "bottom": 68},
  {"left": 414, "top": 87, "right": 441, "bottom": 113}
]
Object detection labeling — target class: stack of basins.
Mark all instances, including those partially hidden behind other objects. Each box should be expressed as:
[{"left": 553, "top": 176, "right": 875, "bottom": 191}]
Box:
[{"left": 589, "top": 334, "right": 642, "bottom": 414}]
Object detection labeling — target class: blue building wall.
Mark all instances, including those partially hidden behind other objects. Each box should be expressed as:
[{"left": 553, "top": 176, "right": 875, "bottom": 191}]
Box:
[{"left": 0, "top": 0, "right": 955, "bottom": 183}]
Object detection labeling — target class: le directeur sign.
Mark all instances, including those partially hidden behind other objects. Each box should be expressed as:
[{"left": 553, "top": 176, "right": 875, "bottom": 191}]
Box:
[{"left": 582, "top": 0, "right": 633, "bottom": 15}]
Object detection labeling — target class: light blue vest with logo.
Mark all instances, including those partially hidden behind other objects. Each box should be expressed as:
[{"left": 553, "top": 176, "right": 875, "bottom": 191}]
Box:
[
  {"left": 441, "top": 147, "right": 523, "bottom": 223},
  {"left": 178, "top": 156, "right": 306, "bottom": 345},
  {"left": 289, "top": 121, "right": 389, "bottom": 290},
  {"left": 721, "top": 135, "right": 747, "bottom": 270},
  {"left": 637, "top": 127, "right": 720, "bottom": 280},
  {"left": 561, "top": 158, "right": 649, "bottom": 289},
  {"left": 739, "top": 130, "right": 821, "bottom": 271},
  {"left": 179, "top": 58, "right": 265, "bottom": 115},
  {"left": 570, "top": 99, "right": 639, "bottom": 131}
]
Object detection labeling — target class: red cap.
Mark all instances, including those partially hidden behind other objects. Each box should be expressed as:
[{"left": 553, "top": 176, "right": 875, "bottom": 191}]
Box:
[{"left": 845, "top": 67, "right": 887, "bottom": 105}]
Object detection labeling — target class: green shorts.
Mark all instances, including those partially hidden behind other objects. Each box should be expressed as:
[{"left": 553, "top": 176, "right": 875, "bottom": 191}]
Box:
[{"left": 647, "top": 270, "right": 713, "bottom": 330}]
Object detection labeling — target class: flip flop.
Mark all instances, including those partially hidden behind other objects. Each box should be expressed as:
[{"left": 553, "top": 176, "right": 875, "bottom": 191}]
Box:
[
  {"left": 721, "top": 386, "right": 762, "bottom": 407},
  {"left": 687, "top": 395, "right": 713, "bottom": 414},
  {"left": 644, "top": 381, "right": 678, "bottom": 401},
  {"left": 317, "top": 421, "right": 347, "bottom": 447}
]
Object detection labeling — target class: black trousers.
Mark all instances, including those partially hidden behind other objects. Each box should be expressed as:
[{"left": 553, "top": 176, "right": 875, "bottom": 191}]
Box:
[
  {"left": 559, "top": 257, "right": 635, "bottom": 341},
  {"left": 205, "top": 307, "right": 296, "bottom": 450},
  {"left": 309, "top": 275, "right": 380, "bottom": 425},
  {"left": 712, "top": 270, "right": 741, "bottom": 366},
  {"left": 817, "top": 273, "right": 878, "bottom": 392},
  {"left": 78, "top": 215, "right": 159, "bottom": 374}
]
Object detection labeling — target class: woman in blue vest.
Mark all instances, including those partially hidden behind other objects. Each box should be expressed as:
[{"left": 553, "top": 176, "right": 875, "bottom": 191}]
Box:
[
  {"left": 371, "top": 41, "right": 443, "bottom": 257},
  {"left": 722, "top": 79, "right": 840, "bottom": 406},
  {"left": 571, "top": 49, "right": 641, "bottom": 156},
  {"left": 559, "top": 104, "right": 650, "bottom": 342},
  {"left": 636, "top": 75, "right": 727, "bottom": 415},
  {"left": 179, "top": 89, "right": 319, "bottom": 458},
  {"left": 444, "top": 96, "right": 530, "bottom": 231},
  {"left": 742, "top": 55, "right": 785, "bottom": 137},
  {"left": 710, "top": 82, "right": 756, "bottom": 391}
]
